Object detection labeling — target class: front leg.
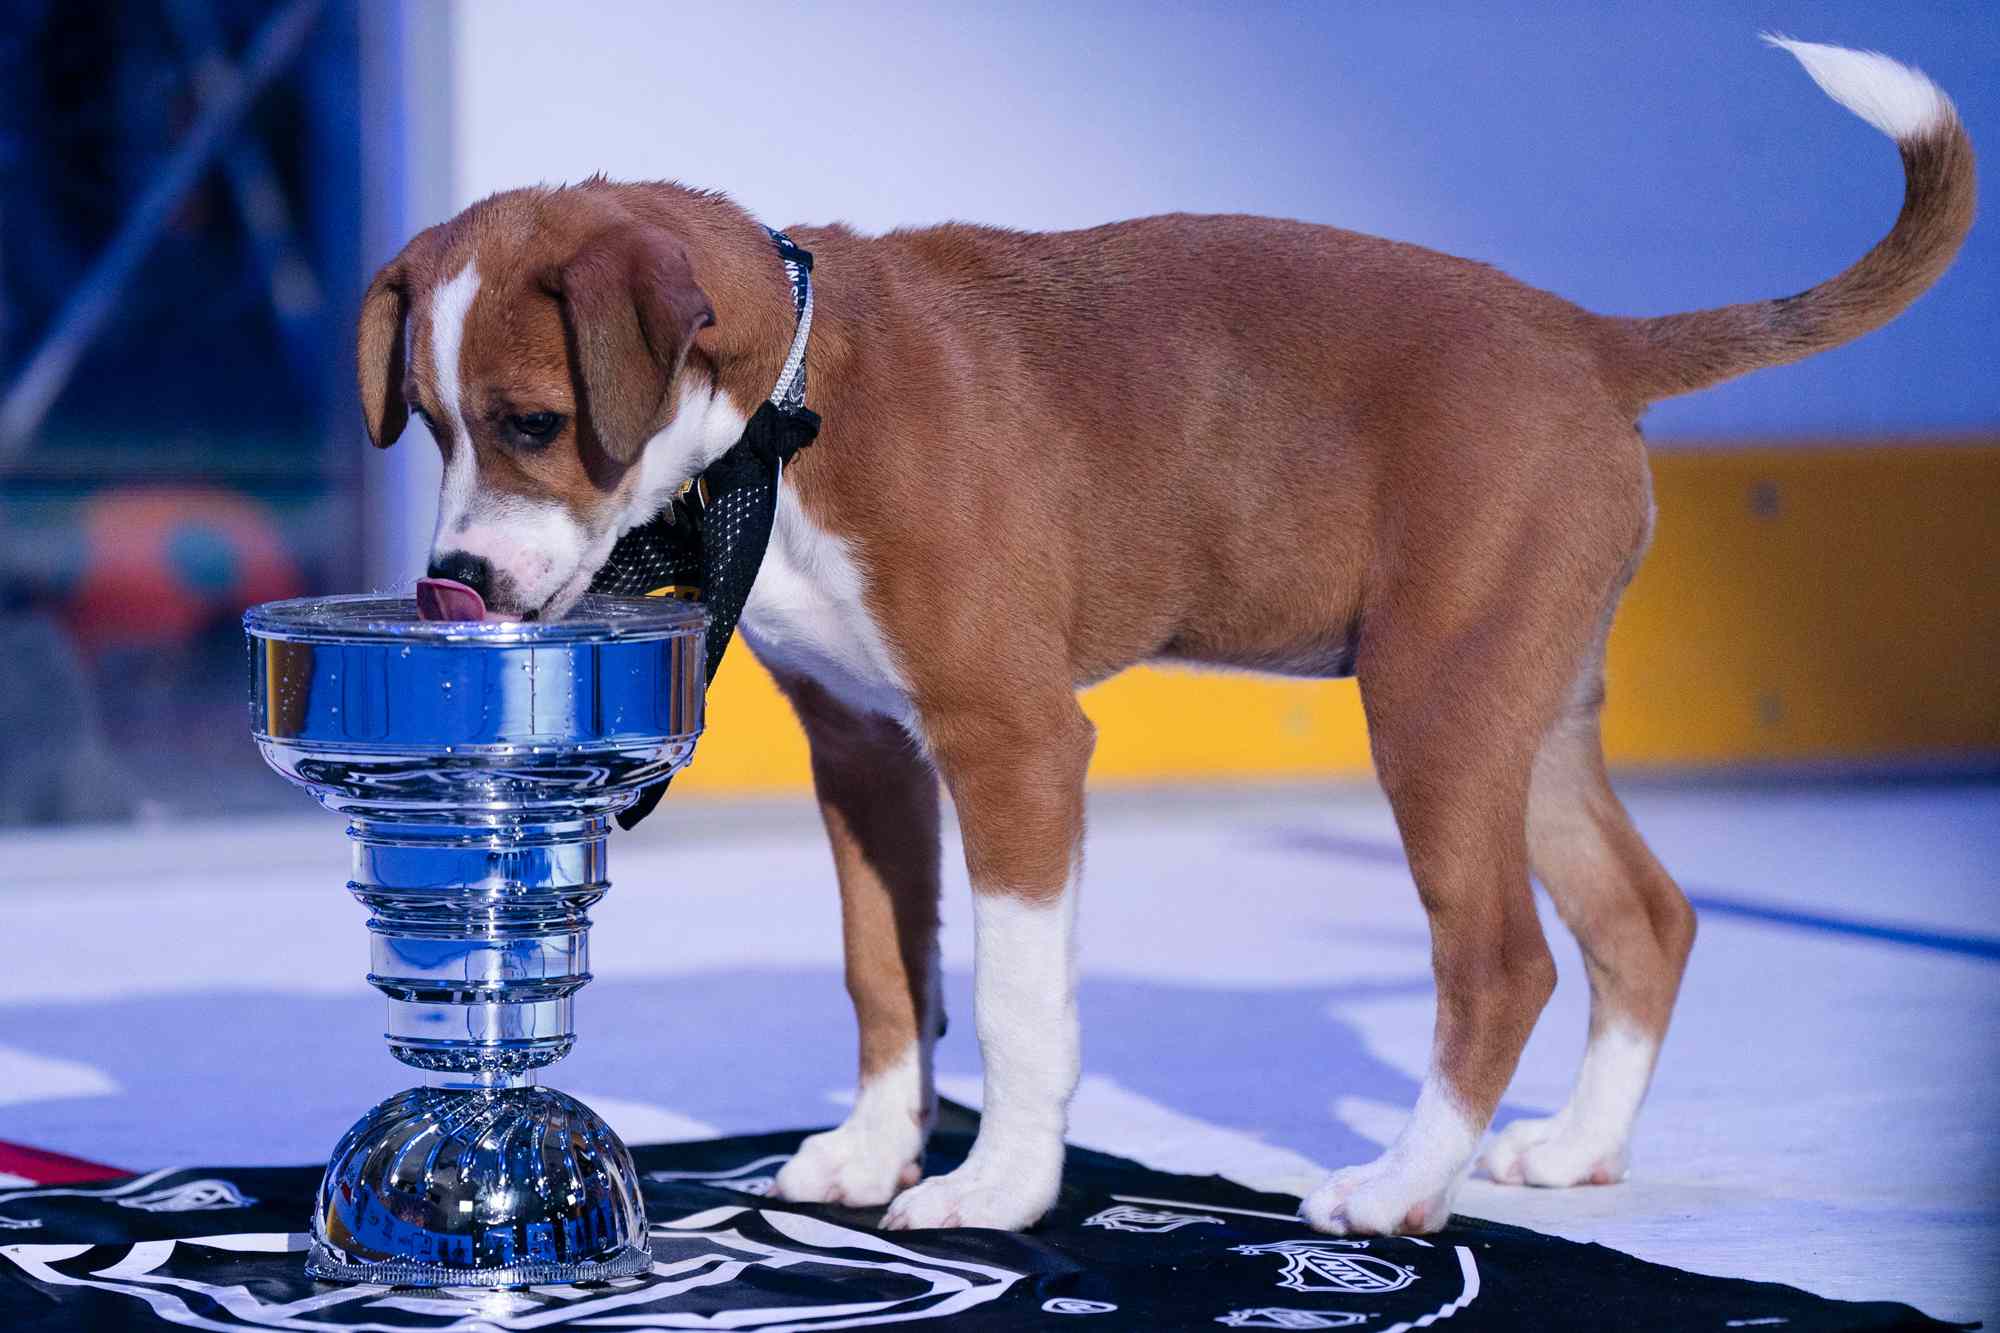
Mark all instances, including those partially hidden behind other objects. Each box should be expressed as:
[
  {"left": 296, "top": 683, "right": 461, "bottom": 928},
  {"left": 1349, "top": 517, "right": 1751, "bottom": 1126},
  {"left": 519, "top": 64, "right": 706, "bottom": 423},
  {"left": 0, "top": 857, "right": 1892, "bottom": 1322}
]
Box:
[
  {"left": 770, "top": 675, "right": 943, "bottom": 1208},
  {"left": 883, "top": 693, "right": 1091, "bottom": 1231}
]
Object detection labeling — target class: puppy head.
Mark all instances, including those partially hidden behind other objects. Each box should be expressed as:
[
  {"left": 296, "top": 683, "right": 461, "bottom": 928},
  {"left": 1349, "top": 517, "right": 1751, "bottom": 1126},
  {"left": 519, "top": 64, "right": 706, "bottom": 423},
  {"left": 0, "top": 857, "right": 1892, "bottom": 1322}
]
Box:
[{"left": 359, "top": 188, "right": 740, "bottom": 619}]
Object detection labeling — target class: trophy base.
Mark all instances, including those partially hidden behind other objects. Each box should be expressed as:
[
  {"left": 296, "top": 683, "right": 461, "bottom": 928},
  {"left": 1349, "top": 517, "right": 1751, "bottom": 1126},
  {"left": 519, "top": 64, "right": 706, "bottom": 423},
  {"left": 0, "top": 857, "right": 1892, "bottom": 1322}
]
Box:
[
  {"left": 309, "top": 1085, "right": 654, "bottom": 1288},
  {"left": 303, "top": 1240, "right": 655, "bottom": 1288}
]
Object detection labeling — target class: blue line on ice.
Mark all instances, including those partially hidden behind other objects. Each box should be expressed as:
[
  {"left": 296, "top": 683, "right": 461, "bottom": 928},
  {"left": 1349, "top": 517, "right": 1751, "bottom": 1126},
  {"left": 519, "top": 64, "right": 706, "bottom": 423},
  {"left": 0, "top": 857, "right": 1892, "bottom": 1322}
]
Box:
[{"left": 1263, "top": 827, "right": 2000, "bottom": 963}]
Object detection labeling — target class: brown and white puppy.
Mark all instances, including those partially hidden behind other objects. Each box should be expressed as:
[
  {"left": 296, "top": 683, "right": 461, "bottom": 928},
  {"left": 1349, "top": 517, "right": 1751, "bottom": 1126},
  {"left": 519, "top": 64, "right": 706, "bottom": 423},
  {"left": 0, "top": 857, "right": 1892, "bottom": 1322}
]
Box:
[{"left": 356, "top": 40, "right": 1973, "bottom": 1235}]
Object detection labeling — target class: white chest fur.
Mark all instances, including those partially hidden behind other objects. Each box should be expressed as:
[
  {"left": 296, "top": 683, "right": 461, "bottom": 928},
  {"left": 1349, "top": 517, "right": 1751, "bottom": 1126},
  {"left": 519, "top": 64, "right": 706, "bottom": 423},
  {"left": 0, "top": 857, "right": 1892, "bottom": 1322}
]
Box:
[{"left": 737, "top": 480, "right": 913, "bottom": 724}]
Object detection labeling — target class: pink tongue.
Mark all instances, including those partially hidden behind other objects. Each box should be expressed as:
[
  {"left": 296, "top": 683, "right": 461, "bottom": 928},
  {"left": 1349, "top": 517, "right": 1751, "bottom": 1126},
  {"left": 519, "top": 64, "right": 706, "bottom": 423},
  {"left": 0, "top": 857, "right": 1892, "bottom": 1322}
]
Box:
[{"left": 415, "top": 577, "right": 488, "bottom": 622}]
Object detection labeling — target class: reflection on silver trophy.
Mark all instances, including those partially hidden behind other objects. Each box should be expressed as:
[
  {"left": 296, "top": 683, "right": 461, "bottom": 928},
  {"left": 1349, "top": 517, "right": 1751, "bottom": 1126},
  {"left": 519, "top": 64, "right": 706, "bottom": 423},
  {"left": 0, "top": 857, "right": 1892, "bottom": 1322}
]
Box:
[{"left": 245, "top": 593, "right": 704, "bottom": 1286}]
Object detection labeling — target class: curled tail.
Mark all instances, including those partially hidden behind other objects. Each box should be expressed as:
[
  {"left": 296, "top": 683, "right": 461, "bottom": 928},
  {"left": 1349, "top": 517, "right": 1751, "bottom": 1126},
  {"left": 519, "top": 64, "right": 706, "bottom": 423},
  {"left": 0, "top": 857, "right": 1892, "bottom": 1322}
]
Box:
[{"left": 1603, "top": 37, "right": 1975, "bottom": 410}]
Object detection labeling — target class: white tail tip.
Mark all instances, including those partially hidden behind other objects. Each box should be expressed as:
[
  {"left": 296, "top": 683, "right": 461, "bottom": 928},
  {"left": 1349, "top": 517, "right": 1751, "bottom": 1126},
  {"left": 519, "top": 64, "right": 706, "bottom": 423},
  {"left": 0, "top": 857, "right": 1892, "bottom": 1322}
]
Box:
[{"left": 1764, "top": 35, "right": 1954, "bottom": 141}]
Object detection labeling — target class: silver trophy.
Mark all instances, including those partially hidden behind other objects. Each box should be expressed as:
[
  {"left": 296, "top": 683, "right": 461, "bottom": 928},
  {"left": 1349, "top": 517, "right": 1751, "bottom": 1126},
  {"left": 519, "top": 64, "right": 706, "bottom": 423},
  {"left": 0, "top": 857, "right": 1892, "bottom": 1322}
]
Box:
[{"left": 245, "top": 593, "right": 705, "bottom": 1286}]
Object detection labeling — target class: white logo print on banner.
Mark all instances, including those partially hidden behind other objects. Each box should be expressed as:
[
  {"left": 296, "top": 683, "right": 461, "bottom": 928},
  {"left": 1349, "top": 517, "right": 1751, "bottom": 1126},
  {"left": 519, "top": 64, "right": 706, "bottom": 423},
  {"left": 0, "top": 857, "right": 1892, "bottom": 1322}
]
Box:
[
  {"left": 1231, "top": 1240, "right": 1419, "bottom": 1294},
  {"left": 0, "top": 1203, "right": 1025, "bottom": 1331},
  {"left": 115, "top": 1179, "right": 257, "bottom": 1213},
  {"left": 1216, "top": 1311, "right": 1371, "bottom": 1329},
  {"left": 1043, "top": 1297, "right": 1119, "bottom": 1314},
  {"left": 0, "top": 1169, "right": 256, "bottom": 1226},
  {"left": 1084, "top": 1203, "right": 1226, "bottom": 1233},
  {"left": 645, "top": 1152, "right": 791, "bottom": 1196}
]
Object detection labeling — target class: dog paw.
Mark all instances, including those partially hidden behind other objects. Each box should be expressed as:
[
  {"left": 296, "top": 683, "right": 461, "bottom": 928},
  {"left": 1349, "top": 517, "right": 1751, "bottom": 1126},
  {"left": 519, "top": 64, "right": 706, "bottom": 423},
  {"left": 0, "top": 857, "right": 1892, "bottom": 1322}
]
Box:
[
  {"left": 773, "top": 1124, "right": 923, "bottom": 1209},
  {"left": 1480, "top": 1116, "right": 1628, "bottom": 1188},
  {"left": 880, "top": 1155, "right": 1059, "bottom": 1231},
  {"left": 1301, "top": 1158, "right": 1457, "bottom": 1236}
]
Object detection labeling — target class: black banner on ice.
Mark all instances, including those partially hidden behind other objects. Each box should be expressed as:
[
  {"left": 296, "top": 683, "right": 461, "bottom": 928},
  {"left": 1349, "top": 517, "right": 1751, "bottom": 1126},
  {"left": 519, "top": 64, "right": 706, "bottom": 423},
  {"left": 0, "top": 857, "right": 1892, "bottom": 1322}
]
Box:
[{"left": 0, "top": 1121, "right": 1961, "bottom": 1332}]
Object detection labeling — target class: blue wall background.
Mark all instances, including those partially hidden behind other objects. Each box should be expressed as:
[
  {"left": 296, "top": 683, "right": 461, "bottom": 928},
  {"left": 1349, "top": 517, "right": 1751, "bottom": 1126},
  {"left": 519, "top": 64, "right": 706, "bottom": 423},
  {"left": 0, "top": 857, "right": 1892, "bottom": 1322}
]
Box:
[
  {"left": 461, "top": 1, "right": 1996, "bottom": 443},
  {"left": 917, "top": 2, "right": 2000, "bottom": 440}
]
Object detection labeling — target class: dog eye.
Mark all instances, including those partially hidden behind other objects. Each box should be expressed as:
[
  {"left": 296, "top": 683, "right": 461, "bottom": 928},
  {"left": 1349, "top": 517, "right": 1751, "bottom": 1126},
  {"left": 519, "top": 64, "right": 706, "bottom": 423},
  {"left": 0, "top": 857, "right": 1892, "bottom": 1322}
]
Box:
[{"left": 506, "top": 412, "right": 563, "bottom": 445}]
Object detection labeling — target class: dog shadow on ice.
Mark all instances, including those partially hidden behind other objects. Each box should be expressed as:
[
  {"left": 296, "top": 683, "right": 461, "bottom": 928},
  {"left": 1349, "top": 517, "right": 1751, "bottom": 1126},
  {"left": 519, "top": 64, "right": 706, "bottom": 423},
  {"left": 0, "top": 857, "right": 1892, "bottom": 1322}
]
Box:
[{"left": 0, "top": 967, "right": 1545, "bottom": 1180}]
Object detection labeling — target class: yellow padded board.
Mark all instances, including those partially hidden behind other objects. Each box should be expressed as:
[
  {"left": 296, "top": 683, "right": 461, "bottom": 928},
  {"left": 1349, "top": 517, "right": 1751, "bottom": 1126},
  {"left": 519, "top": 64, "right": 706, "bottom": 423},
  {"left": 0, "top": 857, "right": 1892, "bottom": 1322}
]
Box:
[{"left": 671, "top": 443, "right": 2000, "bottom": 793}]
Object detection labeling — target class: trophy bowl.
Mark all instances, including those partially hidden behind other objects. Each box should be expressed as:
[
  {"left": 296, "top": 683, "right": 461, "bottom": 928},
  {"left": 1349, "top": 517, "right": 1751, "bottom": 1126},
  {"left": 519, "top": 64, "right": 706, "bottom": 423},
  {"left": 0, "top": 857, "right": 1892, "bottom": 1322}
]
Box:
[{"left": 245, "top": 593, "right": 704, "bottom": 1286}]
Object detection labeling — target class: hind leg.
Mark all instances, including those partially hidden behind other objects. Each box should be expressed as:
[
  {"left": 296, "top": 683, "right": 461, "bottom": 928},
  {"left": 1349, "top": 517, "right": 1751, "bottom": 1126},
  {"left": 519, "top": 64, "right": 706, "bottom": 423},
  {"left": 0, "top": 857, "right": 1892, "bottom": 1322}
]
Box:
[
  {"left": 1482, "top": 650, "right": 1696, "bottom": 1187},
  {"left": 1303, "top": 610, "right": 1575, "bottom": 1235}
]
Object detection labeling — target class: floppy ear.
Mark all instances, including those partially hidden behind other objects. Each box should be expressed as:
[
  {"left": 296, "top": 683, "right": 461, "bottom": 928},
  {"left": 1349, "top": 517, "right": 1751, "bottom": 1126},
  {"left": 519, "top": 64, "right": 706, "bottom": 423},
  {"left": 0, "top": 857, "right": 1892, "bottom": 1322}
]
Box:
[
  {"left": 357, "top": 249, "right": 416, "bottom": 448},
  {"left": 357, "top": 262, "right": 409, "bottom": 448},
  {"left": 357, "top": 225, "right": 450, "bottom": 448},
  {"left": 553, "top": 227, "right": 715, "bottom": 466}
]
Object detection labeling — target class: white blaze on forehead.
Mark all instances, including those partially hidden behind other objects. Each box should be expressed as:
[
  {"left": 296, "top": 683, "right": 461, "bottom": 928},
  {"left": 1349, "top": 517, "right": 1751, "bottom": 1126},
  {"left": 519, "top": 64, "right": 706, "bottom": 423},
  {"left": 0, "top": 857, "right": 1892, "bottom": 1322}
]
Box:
[
  {"left": 419, "top": 259, "right": 588, "bottom": 612},
  {"left": 427, "top": 261, "right": 481, "bottom": 541}
]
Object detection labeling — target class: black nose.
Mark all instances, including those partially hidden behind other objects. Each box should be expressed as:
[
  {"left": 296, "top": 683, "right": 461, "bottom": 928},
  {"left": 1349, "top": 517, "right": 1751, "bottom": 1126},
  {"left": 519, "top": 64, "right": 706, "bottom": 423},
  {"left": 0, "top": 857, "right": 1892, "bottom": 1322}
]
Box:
[{"left": 426, "top": 552, "right": 492, "bottom": 600}]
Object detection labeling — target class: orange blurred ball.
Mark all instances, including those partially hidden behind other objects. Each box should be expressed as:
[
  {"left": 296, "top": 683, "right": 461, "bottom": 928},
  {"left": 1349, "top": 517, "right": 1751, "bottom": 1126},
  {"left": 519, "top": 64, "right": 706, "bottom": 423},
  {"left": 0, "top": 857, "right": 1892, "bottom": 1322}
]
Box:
[{"left": 63, "top": 486, "right": 304, "bottom": 652}]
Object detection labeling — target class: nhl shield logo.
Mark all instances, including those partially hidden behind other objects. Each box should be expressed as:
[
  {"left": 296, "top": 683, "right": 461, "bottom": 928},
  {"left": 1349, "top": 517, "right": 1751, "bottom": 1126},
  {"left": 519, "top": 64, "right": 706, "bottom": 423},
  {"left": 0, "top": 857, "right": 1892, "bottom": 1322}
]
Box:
[
  {"left": 1231, "top": 1240, "right": 1418, "bottom": 1294},
  {"left": 1084, "top": 1203, "right": 1226, "bottom": 1233}
]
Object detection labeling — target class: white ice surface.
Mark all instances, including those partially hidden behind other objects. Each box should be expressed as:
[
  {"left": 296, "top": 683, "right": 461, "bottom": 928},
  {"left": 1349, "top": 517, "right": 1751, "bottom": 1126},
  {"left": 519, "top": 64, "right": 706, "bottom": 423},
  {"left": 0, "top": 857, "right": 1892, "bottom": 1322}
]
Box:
[{"left": 2, "top": 780, "right": 1995, "bottom": 1323}]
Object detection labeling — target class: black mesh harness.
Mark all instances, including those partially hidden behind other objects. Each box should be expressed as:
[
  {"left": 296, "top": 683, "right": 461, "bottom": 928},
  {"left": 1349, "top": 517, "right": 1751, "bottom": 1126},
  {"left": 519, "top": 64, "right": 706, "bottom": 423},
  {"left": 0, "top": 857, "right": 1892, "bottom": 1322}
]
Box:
[{"left": 588, "top": 228, "right": 819, "bottom": 828}]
